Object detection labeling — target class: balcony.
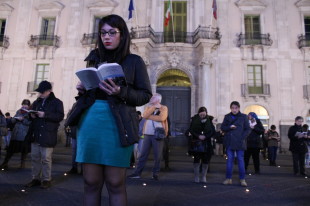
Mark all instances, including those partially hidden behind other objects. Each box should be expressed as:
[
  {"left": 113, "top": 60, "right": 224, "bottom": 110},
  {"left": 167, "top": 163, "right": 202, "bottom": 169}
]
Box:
[
  {"left": 0, "top": 35, "right": 10, "bottom": 49},
  {"left": 130, "top": 25, "right": 221, "bottom": 44},
  {"left": 241, "top": 84, "right": 270, "bottom": 98},
  {"left": 298, "top": 34, "right": 310, "bottom": 49},
  {"left": 237, "top": 33, "right": 273, "bottom": 47},
  {"left": 81, "top": 33, "right": 98, "bottom": 46},
  {"left": 303, "top": 85, "right": 310, "bottom": 99},
  {"left": 28, "top": 35, "right": 60, "bottom": 48}
]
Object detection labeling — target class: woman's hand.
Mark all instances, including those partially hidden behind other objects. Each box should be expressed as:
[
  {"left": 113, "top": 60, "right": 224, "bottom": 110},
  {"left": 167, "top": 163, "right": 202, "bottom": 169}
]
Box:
[
  {"left": 99, "top": 79, "right": 121, "bottom": 96},
  {"left": 198, "top": 135, "right": 206, "bottom": 140}
]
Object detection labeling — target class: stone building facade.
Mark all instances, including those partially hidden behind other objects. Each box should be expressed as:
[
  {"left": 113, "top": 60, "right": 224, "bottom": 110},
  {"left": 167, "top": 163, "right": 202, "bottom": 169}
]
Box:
[{"left": 0, "top": 0, "right": 310, "bottom": 150}]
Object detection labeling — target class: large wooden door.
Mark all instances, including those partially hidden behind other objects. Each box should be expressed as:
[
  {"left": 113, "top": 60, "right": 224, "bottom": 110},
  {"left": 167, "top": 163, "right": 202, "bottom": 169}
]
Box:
[{"left": 157, "top": 86, "right": 191, "bottom": 146}]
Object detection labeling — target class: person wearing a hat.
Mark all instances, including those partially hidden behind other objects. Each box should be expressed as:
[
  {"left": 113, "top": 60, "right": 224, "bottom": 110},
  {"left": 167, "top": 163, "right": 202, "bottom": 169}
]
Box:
[{"left": 24, "top": 80, "right": 64, "bottom": 189}]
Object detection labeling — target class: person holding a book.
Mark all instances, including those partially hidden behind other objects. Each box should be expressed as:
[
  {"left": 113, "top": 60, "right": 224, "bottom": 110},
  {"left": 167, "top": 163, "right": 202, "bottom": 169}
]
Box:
[
  {"left": 24, "top": 80, "right": 64, "bottom": 189},
  {"left": 0, "top": 99, "right": 32, "bottom": 170},
  {"left": 288, "top": 116, "right": 309, "bottom": 176},
  {"left": 74, "top": 14, "right": 152, "bottom": 206}
]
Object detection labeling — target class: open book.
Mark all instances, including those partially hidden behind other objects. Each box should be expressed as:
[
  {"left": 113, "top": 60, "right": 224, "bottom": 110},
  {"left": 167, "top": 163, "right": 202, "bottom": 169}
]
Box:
[
  {"left": 21, "top": 108, "right": 38, "bottom": 113},
  {"left": 75, "top": 63, "right": 127, "bottom": 90}
]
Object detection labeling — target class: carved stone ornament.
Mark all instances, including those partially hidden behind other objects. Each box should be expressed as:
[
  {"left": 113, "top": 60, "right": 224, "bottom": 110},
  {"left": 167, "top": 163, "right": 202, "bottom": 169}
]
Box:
[{"left": 167, "top": 48, "right": 181, "bottom": 68}]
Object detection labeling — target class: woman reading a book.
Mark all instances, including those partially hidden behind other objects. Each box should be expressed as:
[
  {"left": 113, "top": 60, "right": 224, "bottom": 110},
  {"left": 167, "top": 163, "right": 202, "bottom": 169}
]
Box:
[{"left": 75, "top": 14, "right": 152, "bottom": 206}]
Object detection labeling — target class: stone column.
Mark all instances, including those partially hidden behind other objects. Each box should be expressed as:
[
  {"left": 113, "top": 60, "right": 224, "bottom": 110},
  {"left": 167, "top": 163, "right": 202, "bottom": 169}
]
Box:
[{"left": 199, "top": 60, "right": 212, "bottom": 111}]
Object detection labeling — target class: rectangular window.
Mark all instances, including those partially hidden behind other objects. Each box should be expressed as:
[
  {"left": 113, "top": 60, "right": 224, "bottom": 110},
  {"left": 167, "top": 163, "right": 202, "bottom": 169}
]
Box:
[
  {"left": 39, "top": 18, "right": 56, "bottom": 45},
  {"left": 305, "top": 17, "right": 310, "bottom": 43},
  {"left": 35, "top": 64, "right": 49, "bottom": 87},
  {"left": 244, "top": 15, "right": 260, "bottom": 44},
  {"left": 247, "top": 65, "right": 263, "bottom": 94},
  {"left": 0, "top": 19, "right": 6, "bottom": 45},
  {"left": 164, "top": 1, "right": 187, "bottom": 42}
]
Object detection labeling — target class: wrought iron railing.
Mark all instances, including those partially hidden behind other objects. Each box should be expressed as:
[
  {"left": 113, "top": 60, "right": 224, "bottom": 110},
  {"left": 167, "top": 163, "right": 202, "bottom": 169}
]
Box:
[
  {"left": 241, "top": 84, "right": 270, "bottom": 97},
  {"left": 303, "top": 85, "right": 310, "bottom": 99},
  {"left": 130, "top": 25, "right": 221, "bottom": 44},
  {"left": 0, "top": 35, "right": 10, "bottom": 48},
  {"left": 81, "top": 33, "right": 98, "bottom": 46},
  {"left": 237, "top": 33, "right": 273, "bottom": 47},
  {"left": 298, "top": 34, "right": 310, "bottom": 49},
  {"left": 28, "top": 35, "right": 60, "bottom": 48}
]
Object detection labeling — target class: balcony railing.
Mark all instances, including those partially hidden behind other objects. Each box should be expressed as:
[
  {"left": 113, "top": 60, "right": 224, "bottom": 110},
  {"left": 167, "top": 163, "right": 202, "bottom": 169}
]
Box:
[
  {"left": 0, "top": 35, "right": 10, "bottom": 48},
  {"left": 130, "top": 25, "right": 221, "bottom": 44},
  {"left": 298, "top": 34, "right": 310, "bottom": 49},
  {"left": 28, "top": 35, "right": 60, "bottom": 48},
  {"left": 303, "top": 85, "right": 310, "bottom": 99},
  {"left": 81, "top": 33, "right": 98, "bottom": 46},
  {"left": 27, "top": 81, "right": 53, "bottom": 93},
  {"left": 241, "top": 84, "right": 270, "bottom": 97},
  {"left": 237, "top": 33, "right": 273, "bottom": 47}
]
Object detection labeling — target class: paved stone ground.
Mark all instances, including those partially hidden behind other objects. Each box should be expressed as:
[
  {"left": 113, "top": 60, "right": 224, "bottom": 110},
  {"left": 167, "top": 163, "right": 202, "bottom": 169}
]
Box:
[{"left": 0, "top": 144, "right": 309, "bottom": 206}]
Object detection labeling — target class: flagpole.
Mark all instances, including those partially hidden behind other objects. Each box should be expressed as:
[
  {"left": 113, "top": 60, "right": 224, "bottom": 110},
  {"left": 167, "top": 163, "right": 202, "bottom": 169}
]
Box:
[
  {"left": 133, "top": 0, "right": 139, "bottom": 38},
  {"left": 170, "top": 0, "right": 176, "bottom": 43},
  {"left": 209, "top": 1, "right": 213, "bottom": 39}
]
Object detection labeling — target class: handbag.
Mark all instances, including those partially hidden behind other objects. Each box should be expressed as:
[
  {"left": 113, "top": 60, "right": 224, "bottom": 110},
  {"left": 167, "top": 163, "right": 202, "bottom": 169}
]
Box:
[
  {"left": 152, "top": 121, "right": 165, "bottom": 140},
  {"left": 188, "top": 138, "right": 208, "bottom": 154}
]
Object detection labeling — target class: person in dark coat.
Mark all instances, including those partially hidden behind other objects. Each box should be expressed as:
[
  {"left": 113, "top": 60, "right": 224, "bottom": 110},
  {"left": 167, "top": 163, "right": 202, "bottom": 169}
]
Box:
[
  {"left": 0, "top": 99, "right": 32, "bottom": 169},
  {"left": 24, "top": 81, "right": 64, "bottom": 189},
  {"left": 187, "top": 107, "right": 215, "bottom": 183},
  {"left": 244, "top": 112, "right": 265, "bottom": 174},
  {"left": 221, "top": 101, "right": 250, "bottom": 187},
  {"left": 0, "top": 110, "right": 7, "bottom": 157},
  {"left": 4, "top": 112, "right": 14, "bottom": 150},
  {"left": 288, "top": 116, "right": 309, "bottom": 176},
  {"left": 266, "top": 125, "right": 280, "bottom": 166}
]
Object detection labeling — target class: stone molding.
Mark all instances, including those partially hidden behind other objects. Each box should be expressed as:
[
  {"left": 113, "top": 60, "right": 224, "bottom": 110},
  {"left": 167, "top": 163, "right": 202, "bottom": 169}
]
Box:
[{"left": 35, "top": 1, "right": 65, "bottom": 16}]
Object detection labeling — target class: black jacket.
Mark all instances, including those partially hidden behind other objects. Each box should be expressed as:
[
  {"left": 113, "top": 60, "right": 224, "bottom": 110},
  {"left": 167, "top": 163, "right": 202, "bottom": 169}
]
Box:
[
  {"left": 221, "top": 112, "right": 251, "bottom": 150},
  {"left": 74, "top": 50, "right": 152, "bottom": 147},
  {"left": 31, "top": 92, "right": 64, "bottom": 147},
  {"left": 246, "top": 119, "right": 265, "bottom": 148},
  {"left": 288, "top": 124, "right": 308, "bottom": 153}
]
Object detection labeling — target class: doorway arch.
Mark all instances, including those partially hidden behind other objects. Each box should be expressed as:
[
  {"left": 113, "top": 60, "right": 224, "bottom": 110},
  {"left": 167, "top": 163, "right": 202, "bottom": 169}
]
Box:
[{"left": 244, "top": 104, "right": 269, "bottom": 128}]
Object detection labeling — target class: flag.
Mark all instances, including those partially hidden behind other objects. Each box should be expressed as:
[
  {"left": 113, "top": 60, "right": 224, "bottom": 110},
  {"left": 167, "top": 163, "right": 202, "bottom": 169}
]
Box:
[
  {"left": 128, "top": 0, "right": 134, "bottom": 20},
  {"left": 212, "top": 0, "right": 217, "bottom": 20},
  {"left": 164, "top": 0, "right": 172, "bottom": 26}
]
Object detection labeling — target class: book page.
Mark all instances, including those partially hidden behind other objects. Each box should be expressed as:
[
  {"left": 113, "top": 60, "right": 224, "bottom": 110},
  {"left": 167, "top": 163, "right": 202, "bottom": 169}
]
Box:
[
  {"left": 97, "top": 63, "right": 127, "bottom": 86},
  {"left": 75, "top": 67, "right": 100, "bottom": 90}
]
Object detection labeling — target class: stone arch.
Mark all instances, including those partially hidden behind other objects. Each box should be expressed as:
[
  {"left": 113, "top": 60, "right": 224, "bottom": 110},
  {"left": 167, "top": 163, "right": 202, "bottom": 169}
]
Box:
[{"left": 244, "top": 103, "right": 270, "bottom": 128}]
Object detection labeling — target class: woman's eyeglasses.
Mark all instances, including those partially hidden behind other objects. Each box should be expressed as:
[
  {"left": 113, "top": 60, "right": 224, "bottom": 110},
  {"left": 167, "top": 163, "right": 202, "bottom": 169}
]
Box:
[{"left": 100, "top": 29, "right": 120, "bottom": 37}]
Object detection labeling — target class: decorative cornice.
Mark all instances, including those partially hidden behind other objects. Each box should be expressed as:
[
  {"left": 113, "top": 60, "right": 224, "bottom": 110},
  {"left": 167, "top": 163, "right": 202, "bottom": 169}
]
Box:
[
  {"left": 35, "top": 1, "right": 65, "bottom": 13},
  {"left": 0, "top": 2, "right": 13, "bottom": 12},
  {"left": 295, "top": 0, "right": 310, "bottom": 11},
  {"left": 87, "top": 0, "right": 118, "bottom": 14},
  {"left": 235, "top": 0, "right": 267, "bottom": 13}
]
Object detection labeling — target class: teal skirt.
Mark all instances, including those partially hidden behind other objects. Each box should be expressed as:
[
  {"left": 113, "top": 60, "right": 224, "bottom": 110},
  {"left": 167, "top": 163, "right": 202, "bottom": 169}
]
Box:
[{"left": 76, "top": 100, "right": 133, "bottom": 167}]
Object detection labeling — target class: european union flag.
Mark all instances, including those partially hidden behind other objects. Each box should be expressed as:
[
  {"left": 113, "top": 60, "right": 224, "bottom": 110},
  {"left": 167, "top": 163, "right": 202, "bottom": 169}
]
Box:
[{"left": 128, "top": 0, "right": 134, "bottom": 20}]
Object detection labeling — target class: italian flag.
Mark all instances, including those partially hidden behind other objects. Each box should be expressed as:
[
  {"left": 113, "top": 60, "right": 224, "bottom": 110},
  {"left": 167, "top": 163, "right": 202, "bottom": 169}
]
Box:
[{"left": 164, "top": 0, "right": 172, "bottom": 26}]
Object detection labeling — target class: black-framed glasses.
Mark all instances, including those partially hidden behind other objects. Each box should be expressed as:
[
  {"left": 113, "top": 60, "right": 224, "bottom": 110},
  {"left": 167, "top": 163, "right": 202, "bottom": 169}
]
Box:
[{"left": 100, "top": 29, "right": 120, "bottom": 37}]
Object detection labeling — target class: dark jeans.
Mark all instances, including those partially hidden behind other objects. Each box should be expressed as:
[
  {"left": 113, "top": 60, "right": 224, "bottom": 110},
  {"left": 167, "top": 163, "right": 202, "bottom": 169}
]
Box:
[
  {"left": 268, "top": 146, "right": 278, "bottom": 163},
  {"left": 226, "top": 147, "right": 245, "bottom": 179},
  {"left": 292, "top": 152, "right": 306, "bottom": 175},
  {"left": 244, "top": 148, "right": 260, "bottom": 172}
]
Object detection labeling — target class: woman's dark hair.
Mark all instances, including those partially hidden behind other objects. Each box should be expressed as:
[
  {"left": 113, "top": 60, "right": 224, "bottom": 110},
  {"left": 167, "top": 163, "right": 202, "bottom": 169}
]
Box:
[
  {"left": 295, "top": 116, "right": 304, "bottom": 122},
  {"left": 230, "top": 101, "right": 240, "bottom": 108},
  {"left": 21, "top": 99, "right": 31, "bottom": 106},
  {"left": 97, "top": 14, "right": 131, "bottom": 64},
  {"left": 198, "top": 107, "right": 207, "bottom": 114},
  {"left": 270, "top": 125, "right": 276, "bottom": 130}
]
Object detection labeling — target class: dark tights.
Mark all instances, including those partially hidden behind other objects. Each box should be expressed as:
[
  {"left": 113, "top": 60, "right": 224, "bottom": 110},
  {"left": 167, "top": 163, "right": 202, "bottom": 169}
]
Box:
[{"left": 83, "top": 163, "right": 127, "bottom": 206}]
